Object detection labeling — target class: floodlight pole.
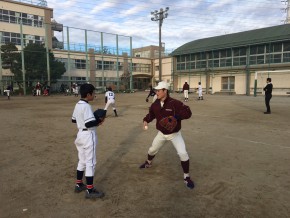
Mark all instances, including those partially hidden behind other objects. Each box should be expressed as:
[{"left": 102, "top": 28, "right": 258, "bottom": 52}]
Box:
[{"left": 151, "top": 7, "right": 169, "bottom": 82}]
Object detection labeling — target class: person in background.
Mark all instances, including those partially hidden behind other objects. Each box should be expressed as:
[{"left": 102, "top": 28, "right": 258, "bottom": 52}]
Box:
[
  {"left": 182, "top": 81, "right": 189, "bottom": 102},
  {"left": 263, "top": 78, "right": 273, "bottom": 114}
]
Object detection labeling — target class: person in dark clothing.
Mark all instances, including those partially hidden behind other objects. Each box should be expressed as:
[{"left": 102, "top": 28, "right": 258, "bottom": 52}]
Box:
[
  {"left": 146, "top": 85, "right": 157, "bottom": 103},
  {"left": 182, "top": 81, "right": 190, "bottom": 102},
  {"left": 263, "top": 78, "right": 273, "bottom": 114},
  {"left": 140, "top": 81, "right": 194, "bottom": 189}
]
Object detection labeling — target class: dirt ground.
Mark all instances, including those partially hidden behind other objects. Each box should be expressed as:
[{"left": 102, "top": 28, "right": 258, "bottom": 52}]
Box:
[{"left": 0, "top": 91, "right": 290, "bottom": 218}]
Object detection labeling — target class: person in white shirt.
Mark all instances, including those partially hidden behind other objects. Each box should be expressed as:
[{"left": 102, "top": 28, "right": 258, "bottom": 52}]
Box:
[
  {"left": 104, "top": 87, "right": 118, "bottom": 117},
  {"left": 197, "top": 82, "right": 203, "bottom": 100},
  {"left": 72, "top": 83, "right": 105, "bottom": 199}
]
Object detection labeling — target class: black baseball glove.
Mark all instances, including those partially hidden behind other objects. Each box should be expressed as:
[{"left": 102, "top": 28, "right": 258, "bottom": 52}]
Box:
[{"left": 94, "top": 109, "right": 106, "bottom": 125}]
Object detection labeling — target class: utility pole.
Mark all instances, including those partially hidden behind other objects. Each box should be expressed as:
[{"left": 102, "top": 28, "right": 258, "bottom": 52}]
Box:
[
  {"left": 281, "top": 0, "right": 290, "bottom": 23},
  {"left": 151, "top": 7, "right": 169, "bottom": 82}
]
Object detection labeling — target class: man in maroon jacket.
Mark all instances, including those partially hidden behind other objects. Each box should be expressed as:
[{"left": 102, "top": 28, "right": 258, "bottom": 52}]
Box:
[
  {"left": 140, "top": 81, "right": 195, "bottom": 189},
  {"left": 182, "top": 81, "right": 190, "bottom": 102}
]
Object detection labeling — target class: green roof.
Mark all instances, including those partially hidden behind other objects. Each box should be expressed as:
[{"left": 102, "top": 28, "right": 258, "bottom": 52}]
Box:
[{"left": 171, "top": 24, "right": 290, "bottom": 56}]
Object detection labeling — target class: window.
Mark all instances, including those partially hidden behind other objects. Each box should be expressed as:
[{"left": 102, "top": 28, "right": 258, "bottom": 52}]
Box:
[
  {"left": 283, "top": 53, "right": 290, "bottom": 62},
  {"left": 250, "top": 45, "right": 265, "bottom": 55},
  {"left": 221, "top": 76, "right": 235, "bottom": 90},
  {"left": 220, "top": 49, "right": 232, "bottom": 58},
  {"left": 196, "top": 60, "right": 206, "bottom": 69},
  {"left": 273, "top": 54, "right": 281, "bottom": 63},
  {"left": 96, "top": 60, "right": 122, "bottom": 71},
  {"left": 75, "top": 59, "right": 86, "bottom": 69},
  {"left": 272, "top": 43, "right": 282, "bottom": 53},
  {"left": 283, "top": 42, "right": 290, "bottom": 52}
]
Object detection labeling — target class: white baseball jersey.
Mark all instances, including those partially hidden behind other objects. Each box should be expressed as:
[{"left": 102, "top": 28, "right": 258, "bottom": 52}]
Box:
[
  {"left": 105, "top": 91, "right": 115, "bottom": 101},
  {"left": 104, "top": 91, "right": 116, "bottom": 110},
  {"left": 198, "top": 85, "right": 203, "bottom": 97},
  {"left": 72, "top": 99, "right": 96, "bottom": 130}
]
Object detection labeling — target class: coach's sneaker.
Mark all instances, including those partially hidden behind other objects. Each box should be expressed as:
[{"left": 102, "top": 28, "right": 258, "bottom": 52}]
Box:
[
  {"left": 74, "top": 183, "right": 87, "bottom": 193},
  {"left": 139, "top": 160, "right": 152, "bottom": 169},
  {"left": 184, "top": 177, "right": 195, "bottom": 189},
  {"left": 85, "top": 188, "right": 105, "bottom": 199}
]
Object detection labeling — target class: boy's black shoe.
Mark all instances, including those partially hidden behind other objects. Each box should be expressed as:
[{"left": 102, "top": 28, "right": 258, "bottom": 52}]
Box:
[
  {"left": 139, "top": 160, "right": 152, "bottom": 169},
  {"left": 264, "top": 112, "right": 271, "bottom": 114},
  {"left": 184, "top": 177, "right": 195, "bottom": 189},
  {"left": 74, "top": 183, "right": 87, "bottom": 193},
  {"left": 85, "top": 189, "right": 105, "bottom": 199}
]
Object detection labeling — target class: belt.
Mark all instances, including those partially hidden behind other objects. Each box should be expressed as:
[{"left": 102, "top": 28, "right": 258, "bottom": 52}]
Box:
[{"left": 82, "top": 129, "right": 88, "bottom": 131}]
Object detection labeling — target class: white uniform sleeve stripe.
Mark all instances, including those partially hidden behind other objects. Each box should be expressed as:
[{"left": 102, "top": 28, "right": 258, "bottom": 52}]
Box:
[{"left": 85, "top": 117, "right": 96, "bottom": 122}]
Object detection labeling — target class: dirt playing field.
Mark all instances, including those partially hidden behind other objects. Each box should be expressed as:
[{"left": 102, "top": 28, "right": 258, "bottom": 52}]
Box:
[{"left": 0, "top": 92, "right": 290, "bottom": 218}]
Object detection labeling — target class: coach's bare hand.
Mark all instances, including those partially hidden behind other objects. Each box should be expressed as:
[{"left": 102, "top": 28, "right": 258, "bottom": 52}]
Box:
[{"left": 143, "top": 121, "right": 148, "bottom": 130}]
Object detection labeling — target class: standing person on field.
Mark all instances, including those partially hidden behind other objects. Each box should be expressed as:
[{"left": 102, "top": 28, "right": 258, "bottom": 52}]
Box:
[
  {"left": 263, "top": 78, "right": 273, "bottom": 114},
  {"left": 104, "top": 87, "right": 118, "bottom": 117},
  {"left": 35, "top": 82, "right": 41, "bottom": 96},
  {"left": 182, "top": 81, "right": 189, "bottom": 102},
  {"left": 74, "top": 84, "right": 79, "bottom": 97},
  {"left": 146, "top": 85, "right": 157, "bottom": 103},
  {"left": 5, "top": 84, "right": 12, "bottom": 100},
  {"left": 72, "top": 83, "right": 106, "bottom": 199},
  {"left": 197, "top": 82, "right": 203, "bottom": 100},
  {"left": 140, "top": 81, "right": 195, "bottom": 189}
]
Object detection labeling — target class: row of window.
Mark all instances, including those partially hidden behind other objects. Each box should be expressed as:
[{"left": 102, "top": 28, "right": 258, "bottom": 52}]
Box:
[
  {"left": 57, "top": 58, "right": 150, "bottom": 72},
  {"left": 0, "top": 9, "right": 44, "bottom": 27},
  {"left": 61, "top": 76, "right": 119, "bottom": 87},
  {"left": 1, "top": 31, "right": 44, "bottom": 46},
  {"left": 177, "top": 54, "right": 290, "bottom": 70},
  {"left": 176, "top": 42, "right": 290, "bottom": 70}
]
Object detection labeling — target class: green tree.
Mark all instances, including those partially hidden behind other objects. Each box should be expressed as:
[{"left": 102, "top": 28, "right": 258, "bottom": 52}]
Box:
[
  {"left": 1, "top": 43, "right": 18, "bottom": 69},
  {"left": 1, "top": 43, "right": 66, "bottom": 86}
]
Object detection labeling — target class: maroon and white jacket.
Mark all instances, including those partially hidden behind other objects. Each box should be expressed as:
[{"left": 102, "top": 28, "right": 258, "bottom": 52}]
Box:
[{"left": 143, "top": 96, "right": 192, "bottom": 135}]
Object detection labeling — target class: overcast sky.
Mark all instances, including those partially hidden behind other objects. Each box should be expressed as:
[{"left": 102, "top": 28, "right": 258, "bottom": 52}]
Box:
[{"left": 44, "top": 0, "right": 288, "bottom": 52}]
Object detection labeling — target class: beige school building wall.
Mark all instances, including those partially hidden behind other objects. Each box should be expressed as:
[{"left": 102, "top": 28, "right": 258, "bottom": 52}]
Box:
[
  {"left": 250, "top": 71, "right": 290, "bottom": 95},
  {"left": 176, "top": 71, "right": 290, "bottom": 96},
  {"left": 153, "top": 57, "right": 172, "bottom": 85}
]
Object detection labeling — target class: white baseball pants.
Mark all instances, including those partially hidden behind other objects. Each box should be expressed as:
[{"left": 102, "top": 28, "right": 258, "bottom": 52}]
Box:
[
  {"left": 75, "top": 130, "right": 98, "bottom": 177},
  {"left": 148, "top": 131, "right": 189, "bottom": 161},
  {"left": 184, "top": 90, "right": 189, "bottom": 99},
  {"left": 36, "top": 89, "right": 41, "bottom": 96},
  {"left": 104, "top": 100, "right": 116, "bottom": 110},
  {"left": 198, "top": 90, "right": 203, "bottom": 97}
]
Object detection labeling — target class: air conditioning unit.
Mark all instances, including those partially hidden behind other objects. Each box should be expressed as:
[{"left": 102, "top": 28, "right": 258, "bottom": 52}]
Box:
[
  {"left": 28, "top": 14, "right": 34, "bottom": 19},
  {"left": 38, "top": 16, "right": 43, "bottom": 21},
  {"left": 39, "top": 37, "right": 44, "bottom": 41}
]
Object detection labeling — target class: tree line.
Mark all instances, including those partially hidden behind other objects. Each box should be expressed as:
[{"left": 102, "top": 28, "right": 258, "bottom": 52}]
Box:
[{"left": 1, "top": 42, "right": 66, "bottom": 90}]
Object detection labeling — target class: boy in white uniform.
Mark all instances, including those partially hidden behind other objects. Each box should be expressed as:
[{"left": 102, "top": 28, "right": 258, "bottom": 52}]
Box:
[
  {"left": 4, "top": 84, "right": 12, "bottom": 100},
  {"left": 197, "top": 82, "right": 203, "bottom": 100},
  {"left": 72, "top": 83, "right": 105, "bottom": 199},
  {"left": 104, "top": 87, "right": 118, "bottom": 117}
]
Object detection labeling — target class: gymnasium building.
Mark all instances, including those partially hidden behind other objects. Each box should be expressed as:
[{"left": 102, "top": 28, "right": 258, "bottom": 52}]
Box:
[{"left": 171, "top": 24, "right": 290, "bottom": 96}]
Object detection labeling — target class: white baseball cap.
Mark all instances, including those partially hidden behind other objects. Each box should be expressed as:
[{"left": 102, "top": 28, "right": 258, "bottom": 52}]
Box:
[{"left": 154, "top": 81, "right": 169, "bottom": 90}]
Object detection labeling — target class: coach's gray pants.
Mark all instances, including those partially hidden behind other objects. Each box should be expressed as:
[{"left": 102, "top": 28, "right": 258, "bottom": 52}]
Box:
[{"left": 148, "top": 131, "right": 189, "bottom": 161}]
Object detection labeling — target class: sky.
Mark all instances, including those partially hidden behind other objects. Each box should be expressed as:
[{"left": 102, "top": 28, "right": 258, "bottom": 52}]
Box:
[{"left": 39, "top": 0, "right": 289, "bottom": 52}]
